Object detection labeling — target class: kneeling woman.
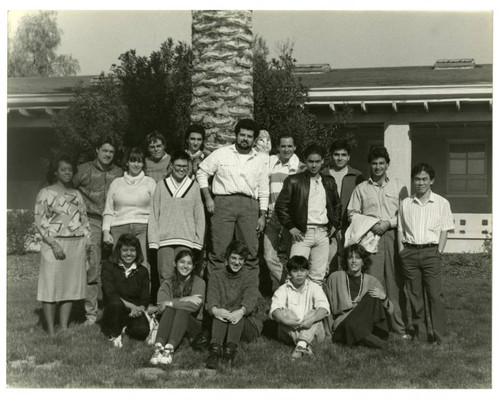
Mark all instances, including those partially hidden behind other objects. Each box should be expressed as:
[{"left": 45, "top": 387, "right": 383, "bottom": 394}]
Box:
[
  {"left": 150, "top": 250, "right": 205, "bottom": 365},
  {"left": 101, "top": 233, "right": 150, "bottom": 348},
  {"left": 324, "top": 244, "right": 393, "bottom": 349}
]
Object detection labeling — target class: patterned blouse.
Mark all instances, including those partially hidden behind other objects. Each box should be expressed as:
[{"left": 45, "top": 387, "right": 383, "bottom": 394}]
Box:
[{"left": 35, "top": 186, "right": 91, "bottom": 239}]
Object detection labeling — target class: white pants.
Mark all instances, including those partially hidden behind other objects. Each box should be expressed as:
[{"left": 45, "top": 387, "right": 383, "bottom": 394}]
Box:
[{"left": 290, "top": 226, "right": 329, "bottom": 284}]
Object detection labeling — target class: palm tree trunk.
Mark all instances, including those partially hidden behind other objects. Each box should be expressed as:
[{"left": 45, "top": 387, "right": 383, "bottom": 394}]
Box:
[{"left": 191, "top": 10, "right": 253, "bottom": 151}]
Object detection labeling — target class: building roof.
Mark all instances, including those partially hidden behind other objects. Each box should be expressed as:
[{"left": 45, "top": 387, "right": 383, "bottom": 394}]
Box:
[
  {"left": 295, "top": 64, "right": 492, "bottom": 88},
  {"left": 7, "top": 75, "right": 97, "bottom": 95}
]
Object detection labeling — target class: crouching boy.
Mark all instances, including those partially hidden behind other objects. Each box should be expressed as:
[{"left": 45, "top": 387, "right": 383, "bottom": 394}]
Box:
[{"left": 270, "top": 255, "right": 330, "bottom": 359}]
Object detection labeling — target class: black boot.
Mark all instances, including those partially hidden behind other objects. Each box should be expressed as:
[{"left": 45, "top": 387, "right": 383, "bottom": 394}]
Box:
[
  {"left": 223, "top": 342, "right": 238, "bottom": 368},
  {"left": 206, "top": 343, "right": 222, "bottom": 369}
]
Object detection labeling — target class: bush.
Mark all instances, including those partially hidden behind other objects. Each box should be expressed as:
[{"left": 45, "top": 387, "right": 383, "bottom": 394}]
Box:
[{"left": 7, "top": 210, "right": 38, "bottom": 255}]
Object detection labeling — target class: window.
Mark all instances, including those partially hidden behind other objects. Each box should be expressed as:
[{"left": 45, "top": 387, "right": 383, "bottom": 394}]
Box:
[{"left": 447, "top": 142, "right": 487, "bottom": 195}]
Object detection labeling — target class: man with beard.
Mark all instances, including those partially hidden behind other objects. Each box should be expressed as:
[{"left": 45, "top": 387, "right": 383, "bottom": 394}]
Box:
[{"left": 197, "top": 119, "right": 269, "bottom": 277}]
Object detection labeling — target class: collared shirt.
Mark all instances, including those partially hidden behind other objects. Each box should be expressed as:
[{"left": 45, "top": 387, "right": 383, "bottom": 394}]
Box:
[
  {"left": 197, "top": 144, "right": 269, "bottom": 210},
  {"left": 398, "top": 191, "right": 455, "bottom": 244},
  {"left": 348, "top": 176, "right": 407, "bottom": 228},
  {"left": 307, "top": 175, "right": 328, "bottom": 225},
  {"left": 269, "top": 278, "right": 330, "bottom": 321},
  {"left": 268, "top": 154, "right": 302, "bottom": 214}
]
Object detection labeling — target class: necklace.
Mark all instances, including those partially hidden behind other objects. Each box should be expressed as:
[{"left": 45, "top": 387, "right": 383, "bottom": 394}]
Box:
[{"left": 346, "top": 273, "right": 364, "bottom": 302}]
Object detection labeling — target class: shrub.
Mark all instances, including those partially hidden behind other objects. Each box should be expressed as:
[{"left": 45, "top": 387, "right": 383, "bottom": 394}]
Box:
[{"left": 7, "top": 210, "right": 38, "bottom": 255}]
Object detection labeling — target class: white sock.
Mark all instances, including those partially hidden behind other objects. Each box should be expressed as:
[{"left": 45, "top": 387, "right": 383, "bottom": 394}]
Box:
[{"left": 297, "top": 340, "right": 307, "bottom": 348}]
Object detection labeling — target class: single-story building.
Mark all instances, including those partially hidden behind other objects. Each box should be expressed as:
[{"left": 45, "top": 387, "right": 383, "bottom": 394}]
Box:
[{"left": 7, "top": 60, "right": 492, "bottom": 252}]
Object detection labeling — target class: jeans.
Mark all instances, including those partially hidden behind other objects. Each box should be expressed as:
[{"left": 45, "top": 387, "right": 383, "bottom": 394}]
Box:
[
  {"left": 263, "top": 214, "right": 292, "bottom": 286},
  {"left": 290, "top": 226, "right": 329, "bottom": 284},
  {"left": 277, "top": 320, "right": 325, "bottom": 346},
  {"left": 400, "top": 246, "right": 447, "bottom": 343},
  {"left": 208, "top": 195, "right": 259, "bottom": 277},
  {"left": 155, "top": 307, "right": 202, "bottom": 349},
  {"left": 85, "top": 216, "right": 103, "bottom": 321}
]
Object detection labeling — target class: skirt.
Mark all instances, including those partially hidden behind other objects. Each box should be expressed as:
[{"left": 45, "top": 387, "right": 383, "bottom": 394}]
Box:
[
  {"left": 332, "top": 294, "right": 389, "bottom": 345},
  {"left": 37, "top": 237, "right": 87, "bottom": 302}
]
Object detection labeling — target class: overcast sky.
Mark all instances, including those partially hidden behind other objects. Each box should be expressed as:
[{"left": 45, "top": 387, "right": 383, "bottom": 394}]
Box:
[{"left": 7, "top": 6, "right": 493, "bottom": 76}]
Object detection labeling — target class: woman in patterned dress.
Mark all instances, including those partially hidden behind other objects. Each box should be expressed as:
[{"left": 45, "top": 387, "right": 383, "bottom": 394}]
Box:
[{"left": 35, "top": 155, "right": 91, "bottom": 335}]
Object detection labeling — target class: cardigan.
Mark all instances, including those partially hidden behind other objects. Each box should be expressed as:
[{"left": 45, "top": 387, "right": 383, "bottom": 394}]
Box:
[
  {"left": 102, "top": 172, "right": 156, "bottom": 231},
  {"left": 156, "top": 275, "right": 206, "bottom": 321},
  {"left": 324, "top": 270, "right": 394, "bottom": 331},
  {"left": 148, "top": 176, "right": 205, "bottom": 250},
  {"left": 101, "top": 260, "right": 150, "bottom": 308}
]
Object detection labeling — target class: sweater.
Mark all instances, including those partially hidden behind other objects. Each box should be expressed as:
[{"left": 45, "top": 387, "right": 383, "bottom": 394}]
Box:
[
  {"left": 145, "top": 154, "right": 171, "bottom": 182},
  {"left": 102, "top": 172, "right": 157, "bottom": 231},
  {"left": 101, "top": 260, "right": 150, "bottom": 308},
  {"left": 324, "top": 270, "right": 393, "bottom": 331},
  {"left": 156, "top": 275, "right": 206, "bottom": 320},
  {"left": 148, "top": 176, "right": 205, "bottom": 250},
  {"left": 206, "top": 268, "right": 259, "bottom": 315},
  {"left": 73, "top": 160, "right": 123, "bottom": 219}
]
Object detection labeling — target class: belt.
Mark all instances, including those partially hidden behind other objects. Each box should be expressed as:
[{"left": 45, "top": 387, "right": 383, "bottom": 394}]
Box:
[
  {"left": 404, "top": 243, "right": 437, "bottom": 249},
  {"left": 216, "top": 193, "right": 255, "bottom": 200}
]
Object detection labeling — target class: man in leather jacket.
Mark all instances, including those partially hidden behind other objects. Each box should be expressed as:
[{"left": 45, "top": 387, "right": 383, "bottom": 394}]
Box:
[{"left": 275, "top": 144, "right": 341, "bottom": 284}]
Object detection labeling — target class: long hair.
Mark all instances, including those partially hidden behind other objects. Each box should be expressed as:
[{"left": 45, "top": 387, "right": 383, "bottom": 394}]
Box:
[
  {"left": 172, "top": 249, "right": 196, "bottom": 298},
  {"left": 342, "top": 244, "right": 372, "bottom": 273},
  {"left": 109, "top": 233, "right": 144, "bottom": 266}
]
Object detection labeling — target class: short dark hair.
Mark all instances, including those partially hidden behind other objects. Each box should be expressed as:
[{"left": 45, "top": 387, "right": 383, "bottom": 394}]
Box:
[
  {"left": 303, "top": 144, "right": 325, "bottom": 159},
  {"left": 411, "top": 163, "right": 435, "bottom": 180},
  {"left": 342, "top": 244, "right": 372, "bottom": 273},
  {"left": 123, "top": 147, "right": 146, "bottom": 171},
  {"left": 286, "top": 255, "right": 309, "bottom": 272},
  {"left": 367, "top": 146, "right": 390, "bottom": 164},
  {"left": 278, "top": 133, "right": 296, "bottom": 146},
  {"left": 96, "top": 135, "right": 116, "bottom": 151},
  {"left": 170, "top": 150, "right": 191, "bottom": 164},
  {"left": 224, "top": 239, "right": 249, "bottom": 261},
  {"left": 234, "top": 119, "right": 259, "bottom": 136},
  {"left": 330, "top": 139, "right": 351, "bottom": 155},
  {"left": 186, "top": 124, "right": 206, "bottom": 140},
  {"left": 110, "top": 233, "right": 144, "bottom": 266},
  {"left": 145, "top": 131, "right": 166, "bottom": 147},
  {"left": 46, "top": 155, "right": 76, "bottom": 185}
]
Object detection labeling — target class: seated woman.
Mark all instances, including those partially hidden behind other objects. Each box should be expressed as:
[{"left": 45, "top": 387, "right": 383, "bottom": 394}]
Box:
[
  {"left": 101, "top": 233, "right": 150, "bottom": 348},
  {"left": 149, "top": 250, "right": 206, "bottom": 366},
  {"left": 324, "top": 244, "right": 394, "bottom": 349},
  {"left": 206, "top": 240, "right": 260, "bottom": 369}
]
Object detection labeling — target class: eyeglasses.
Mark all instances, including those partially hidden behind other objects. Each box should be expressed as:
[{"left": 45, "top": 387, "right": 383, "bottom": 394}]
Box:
[{"left": 173, "top": 164, "right": 189, "bottom": 170}]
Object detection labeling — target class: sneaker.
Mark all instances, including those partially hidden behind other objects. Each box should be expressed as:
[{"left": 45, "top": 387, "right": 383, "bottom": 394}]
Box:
[
  {"left": 400, "top": 334, "right": 412, "bottom": 341},
  {"left": 158, "top": 344, "right": 173, "bottom": 365},
  {"left": 291, "top": 345, "right": 313, "bottom": 359},
  {"left": 206, "top": 344, "right": 222, "bottom": 369},
  {"left": 149, "top": 343, "right": 164, "bottom": 365},
  {"left": 109, "top": 335, "right": 123, "bottom": 348},
  {"left": 83, "top": 319, "right": 96, "bottom": 327}
]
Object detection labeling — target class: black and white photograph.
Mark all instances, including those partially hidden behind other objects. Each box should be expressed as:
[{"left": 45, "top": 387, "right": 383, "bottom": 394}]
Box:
[{"left": 2, "top": 0, "right": 496, "bottom": 393}]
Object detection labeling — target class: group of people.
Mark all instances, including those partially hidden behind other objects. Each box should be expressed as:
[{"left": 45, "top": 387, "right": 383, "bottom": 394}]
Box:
[{"left": 34, "top": 117, "right": 454, "bottom": 369}]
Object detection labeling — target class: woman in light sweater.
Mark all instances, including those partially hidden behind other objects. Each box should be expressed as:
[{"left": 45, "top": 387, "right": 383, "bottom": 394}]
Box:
[
  {"left": 148, "top": 150, "right": 205, "bottom": 284},
  {"left": 103, "top": 147, "right": 156, "bottom": 272}
]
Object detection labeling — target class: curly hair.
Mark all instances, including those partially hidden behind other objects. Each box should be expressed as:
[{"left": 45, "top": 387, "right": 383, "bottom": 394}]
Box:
[
  {"left": 342, "top": 244, "right": 372, "bottom": 273},
  {"left": 109, "top": 233, "right": 144, "bottom": 267},
  {"left": 46, "top": 155, "right": 76, "bottom": 185}
]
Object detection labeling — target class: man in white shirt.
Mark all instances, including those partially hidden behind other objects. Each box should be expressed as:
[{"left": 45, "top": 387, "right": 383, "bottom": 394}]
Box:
[
  {"left": 197, "top": 119, "right": 269, "bottom": 276},
  {"left": 398, "top": 163, "right": 454, "bottom": 344},
  {"left": 263, "top": 134, "right": 305, "bottom": 290}
]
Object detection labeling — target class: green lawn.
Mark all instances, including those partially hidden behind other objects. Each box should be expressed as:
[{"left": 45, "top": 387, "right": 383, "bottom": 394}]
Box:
[{"left": 6, "top": 253, "right": 492, "bottom": 388}]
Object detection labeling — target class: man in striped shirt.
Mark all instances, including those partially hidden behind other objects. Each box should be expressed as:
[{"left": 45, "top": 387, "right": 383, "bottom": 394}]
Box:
[
  {"left": 263, "top": 134, "right": 305, "bottom": 290},
  {"left": 197, "top": 119, "right": 269, "bottom": 277},
  {"left": 398, "top": 163, "right": 454, "bottom": 345}
]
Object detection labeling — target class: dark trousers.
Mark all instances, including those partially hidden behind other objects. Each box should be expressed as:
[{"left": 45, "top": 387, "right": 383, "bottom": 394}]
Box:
[
  {"left": 101, "top": 298, "right": 150, "bottom": 340},
  {"left": 155, "top": 307, "right": 202, "bottom": 349},
  {"left": 400, "top": 247, "right": 447, "bottom": 343},
  {"left": 208, "top": 195, "right": 259, "bottom": 277},
  {"left": 210, "top": 316, "right": 260, "bottom": 346}
]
